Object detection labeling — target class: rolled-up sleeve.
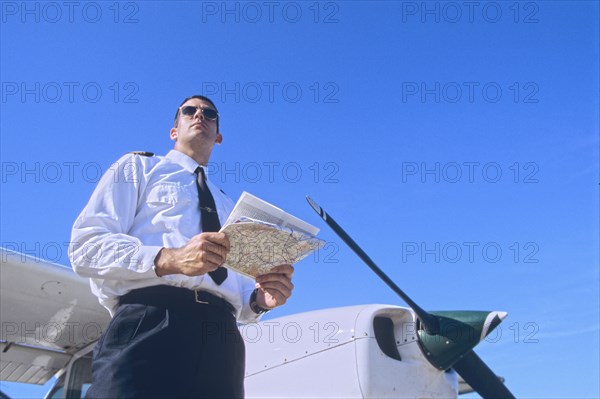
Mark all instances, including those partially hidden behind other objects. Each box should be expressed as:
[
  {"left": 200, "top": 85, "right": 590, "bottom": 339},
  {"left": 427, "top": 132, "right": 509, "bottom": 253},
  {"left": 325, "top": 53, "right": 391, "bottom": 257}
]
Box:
[{"left": 69, "top": 154, "right": 162, "bottom": 280}]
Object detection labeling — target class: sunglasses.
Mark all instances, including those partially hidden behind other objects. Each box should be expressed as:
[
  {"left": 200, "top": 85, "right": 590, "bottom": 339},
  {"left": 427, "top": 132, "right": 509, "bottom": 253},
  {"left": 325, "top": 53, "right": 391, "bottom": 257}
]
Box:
[{"left": 179, "top": 105, "right": 219, "bottom": 121}]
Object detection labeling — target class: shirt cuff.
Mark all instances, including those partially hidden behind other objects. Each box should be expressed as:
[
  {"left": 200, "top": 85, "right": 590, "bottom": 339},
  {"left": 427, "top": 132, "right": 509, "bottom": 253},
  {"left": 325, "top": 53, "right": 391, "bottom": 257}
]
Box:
[
  {"left": 138, "top": 246, "right": 164, "bottom": 276},
  {"left": 238, "top": 287, "right": 264, "bottom": 323}
]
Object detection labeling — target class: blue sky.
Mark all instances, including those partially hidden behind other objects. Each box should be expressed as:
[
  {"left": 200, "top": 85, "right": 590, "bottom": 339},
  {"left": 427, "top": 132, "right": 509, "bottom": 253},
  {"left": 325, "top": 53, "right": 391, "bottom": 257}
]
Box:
[{"left": 1, "top": 1, "right": 599, "bottom": 398}]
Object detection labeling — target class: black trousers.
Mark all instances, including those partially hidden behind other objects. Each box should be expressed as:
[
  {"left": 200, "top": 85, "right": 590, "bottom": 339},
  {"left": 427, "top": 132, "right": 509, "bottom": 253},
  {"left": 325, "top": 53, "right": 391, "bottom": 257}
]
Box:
[{"left": 86, "top": 286, "right": 245, "bottom": 399}]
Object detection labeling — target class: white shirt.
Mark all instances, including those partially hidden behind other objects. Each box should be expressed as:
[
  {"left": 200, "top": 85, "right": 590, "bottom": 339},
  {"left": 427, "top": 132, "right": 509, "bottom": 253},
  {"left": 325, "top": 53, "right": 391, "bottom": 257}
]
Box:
[{"left": 69, "top": 150, "right": 260, "bottom": 323}]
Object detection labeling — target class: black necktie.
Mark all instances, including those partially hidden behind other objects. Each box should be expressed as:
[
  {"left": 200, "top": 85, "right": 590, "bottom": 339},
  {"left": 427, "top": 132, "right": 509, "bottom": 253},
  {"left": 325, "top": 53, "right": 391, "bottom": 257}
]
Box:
[{"left": 195, "top": 166, "right": 228, "bottom": 285}]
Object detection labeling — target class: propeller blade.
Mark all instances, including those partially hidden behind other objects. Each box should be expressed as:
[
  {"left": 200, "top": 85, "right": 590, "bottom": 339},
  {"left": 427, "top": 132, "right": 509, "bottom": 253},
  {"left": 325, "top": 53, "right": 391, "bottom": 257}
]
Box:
[
  {"left": 453, "top": 350, "right": 516, "bottom": 398},
  {"left": 306, "top": 196, "right": 439, "bottom": 334},
  {"left": 307, "top": 196, "right": 516, "bottom": 398}
]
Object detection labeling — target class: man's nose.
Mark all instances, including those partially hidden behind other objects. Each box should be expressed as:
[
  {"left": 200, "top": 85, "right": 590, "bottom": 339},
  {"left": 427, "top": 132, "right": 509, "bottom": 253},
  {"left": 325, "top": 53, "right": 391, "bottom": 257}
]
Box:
[{"left": 194, "top": 109, "right": 204, "bottom": 120}]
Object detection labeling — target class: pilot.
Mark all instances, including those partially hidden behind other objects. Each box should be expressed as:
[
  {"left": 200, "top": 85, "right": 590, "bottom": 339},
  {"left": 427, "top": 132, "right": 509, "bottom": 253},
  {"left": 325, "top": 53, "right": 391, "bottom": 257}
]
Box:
[{"left": 69, "top": 95, "right": 294, "bottom": 398}]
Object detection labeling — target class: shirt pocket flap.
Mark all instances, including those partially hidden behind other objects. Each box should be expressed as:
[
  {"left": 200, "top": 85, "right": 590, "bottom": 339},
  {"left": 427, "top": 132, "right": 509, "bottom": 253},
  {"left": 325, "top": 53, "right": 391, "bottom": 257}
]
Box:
[{"left": 146, "top": 183, "right": 194, "bottom": 205}]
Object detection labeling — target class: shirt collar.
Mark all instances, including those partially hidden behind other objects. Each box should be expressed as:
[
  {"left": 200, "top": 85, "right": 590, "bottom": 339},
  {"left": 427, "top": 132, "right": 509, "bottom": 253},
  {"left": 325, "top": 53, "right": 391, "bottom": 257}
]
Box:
[{"left": 166, "top": 149, "right": 207, "bottom": 175}]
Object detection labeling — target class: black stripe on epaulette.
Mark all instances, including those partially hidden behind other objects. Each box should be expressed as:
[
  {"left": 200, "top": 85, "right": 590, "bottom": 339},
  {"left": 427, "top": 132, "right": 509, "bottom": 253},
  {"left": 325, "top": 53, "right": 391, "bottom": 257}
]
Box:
[
  {"left": 129, "top": 151, "right": 155, "bottom": 157},
  {"left": 220, "top": 189, "right": 227, "bottom": 195}
]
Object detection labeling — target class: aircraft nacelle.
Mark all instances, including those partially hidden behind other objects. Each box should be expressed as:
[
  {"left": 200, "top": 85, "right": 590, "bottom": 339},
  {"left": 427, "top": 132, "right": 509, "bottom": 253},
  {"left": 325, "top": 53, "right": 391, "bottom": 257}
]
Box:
[{"left": 243, "top": 305, "right": 457, "bottom": 398}]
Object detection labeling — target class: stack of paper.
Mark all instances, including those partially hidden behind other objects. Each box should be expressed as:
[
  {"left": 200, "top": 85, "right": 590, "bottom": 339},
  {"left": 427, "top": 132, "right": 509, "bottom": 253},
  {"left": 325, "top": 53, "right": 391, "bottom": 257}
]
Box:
[{"left": 220, "top": 192, "right": 324, "bottom": 278}]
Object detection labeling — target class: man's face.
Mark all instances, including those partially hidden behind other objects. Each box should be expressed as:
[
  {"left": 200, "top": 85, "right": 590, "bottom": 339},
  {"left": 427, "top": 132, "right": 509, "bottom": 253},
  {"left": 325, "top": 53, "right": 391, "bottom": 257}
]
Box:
[{"left": 170, "top": 98, "right": 221, "bottom": 149}]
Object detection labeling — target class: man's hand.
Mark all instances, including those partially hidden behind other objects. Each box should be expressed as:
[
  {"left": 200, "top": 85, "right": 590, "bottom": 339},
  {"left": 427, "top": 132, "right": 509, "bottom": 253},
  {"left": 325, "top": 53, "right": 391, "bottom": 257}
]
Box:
[
  {"left": 154, "top": 232, "right": 230, "bottom": 277},
  {"left": 255, "top": 264, "right": 294, "bottom": 309}
]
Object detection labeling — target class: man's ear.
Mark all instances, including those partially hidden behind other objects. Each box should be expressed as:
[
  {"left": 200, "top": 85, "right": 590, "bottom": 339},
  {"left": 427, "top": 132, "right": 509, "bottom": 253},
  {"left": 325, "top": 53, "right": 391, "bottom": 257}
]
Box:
[
  {"left": 215, "top": 132, "right": 223, "bottom": 144},
  {"left": 170, "top": 127, "right": 178, "bottom": 141}
]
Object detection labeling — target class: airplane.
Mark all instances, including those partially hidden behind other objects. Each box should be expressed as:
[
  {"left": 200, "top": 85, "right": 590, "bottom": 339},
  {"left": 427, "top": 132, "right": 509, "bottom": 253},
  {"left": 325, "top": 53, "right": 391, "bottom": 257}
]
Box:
[{"left": 0, "top": 198, "right": 515, "bottom": 398}]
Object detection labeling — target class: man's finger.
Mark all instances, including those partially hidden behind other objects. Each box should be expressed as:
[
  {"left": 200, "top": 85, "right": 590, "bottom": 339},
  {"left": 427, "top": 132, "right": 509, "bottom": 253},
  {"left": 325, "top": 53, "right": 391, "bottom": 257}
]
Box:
[
  {"left": 200, "top": 250, "right": 226, "bottom": 267},
  {"left": 257, "top": 280, "right": 293, "bottom": 298},
  {"left": 199, "top": 232, "right": 231, "bottom": 250},
  {"left": 268, "top": 289, "right": 290, "bottom": 304},
  {"left": 258, "top": 264, "right": 294, "bottom": 280},
  {"left": 261, "top": 276, "right": 294, "bottom": 292},
  {"left": 256, "top": 272, "right": 293, "bottom": 287},
  {"left": 198, "top": 240, "right": 229, "bottom": 258}
]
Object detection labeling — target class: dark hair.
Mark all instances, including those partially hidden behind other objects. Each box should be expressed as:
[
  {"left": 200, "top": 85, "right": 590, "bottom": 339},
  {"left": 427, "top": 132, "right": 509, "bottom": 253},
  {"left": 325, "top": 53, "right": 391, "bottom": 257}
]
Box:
[{"left": 173, "top": 95, "right": 220, "bottom": 132}]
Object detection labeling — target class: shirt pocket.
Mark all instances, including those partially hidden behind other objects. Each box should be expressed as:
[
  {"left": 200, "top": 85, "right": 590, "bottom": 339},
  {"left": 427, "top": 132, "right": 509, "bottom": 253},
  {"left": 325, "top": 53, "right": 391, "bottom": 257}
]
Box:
[{"left": 145, "top": 182, "right": 195, "bottom": 207}]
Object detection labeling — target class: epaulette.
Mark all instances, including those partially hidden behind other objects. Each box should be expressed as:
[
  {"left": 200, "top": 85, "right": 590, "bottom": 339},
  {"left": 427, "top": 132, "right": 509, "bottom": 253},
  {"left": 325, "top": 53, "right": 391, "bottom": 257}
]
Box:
[{"left": 129, "top": 151, "right": 155, "bottom": 157}]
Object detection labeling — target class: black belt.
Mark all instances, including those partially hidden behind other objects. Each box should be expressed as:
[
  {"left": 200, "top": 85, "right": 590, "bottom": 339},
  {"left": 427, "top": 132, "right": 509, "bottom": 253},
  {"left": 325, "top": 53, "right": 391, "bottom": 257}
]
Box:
[{"left": 119, "top": 285, "right": 235, "bottom": 316}]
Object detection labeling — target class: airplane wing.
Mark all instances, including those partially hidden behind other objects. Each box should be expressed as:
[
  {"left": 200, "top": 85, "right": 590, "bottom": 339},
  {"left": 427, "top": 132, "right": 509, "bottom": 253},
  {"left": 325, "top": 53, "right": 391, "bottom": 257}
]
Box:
[
  {"left": 0, "top": 247, "right": 462, "bottom": 398},
  {"left": 0, "top": 248, "right": 111, "bottom": 384}
]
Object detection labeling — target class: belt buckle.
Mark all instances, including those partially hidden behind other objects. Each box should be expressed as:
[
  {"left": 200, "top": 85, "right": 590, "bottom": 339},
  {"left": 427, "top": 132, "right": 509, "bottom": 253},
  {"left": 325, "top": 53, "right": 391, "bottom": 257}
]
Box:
[{"left": 194, "top": 290, "right": 209, "bottom": 305}]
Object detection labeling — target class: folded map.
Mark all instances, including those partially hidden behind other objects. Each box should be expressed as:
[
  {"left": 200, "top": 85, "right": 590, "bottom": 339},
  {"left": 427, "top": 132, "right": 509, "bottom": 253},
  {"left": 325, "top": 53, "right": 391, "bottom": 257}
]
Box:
[{"left": 220, "top": 193, "right": 325, "bottom": 278}]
